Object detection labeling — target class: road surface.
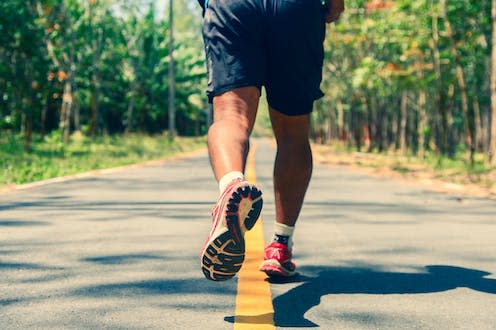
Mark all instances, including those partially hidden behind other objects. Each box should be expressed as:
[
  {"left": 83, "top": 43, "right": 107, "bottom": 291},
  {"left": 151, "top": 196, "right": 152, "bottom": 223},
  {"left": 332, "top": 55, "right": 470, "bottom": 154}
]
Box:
[{"left": 1, "top": 139, "right": 496, "bottom": 329}]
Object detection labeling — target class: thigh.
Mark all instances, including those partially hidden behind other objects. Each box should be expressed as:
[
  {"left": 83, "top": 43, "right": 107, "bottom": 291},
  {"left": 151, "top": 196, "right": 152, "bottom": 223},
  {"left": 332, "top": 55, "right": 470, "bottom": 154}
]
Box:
[
  {"left": 265, "top": 0, "right": 326, "bottom": 116},
  {"left": 203, "top": 0, "right": 266, "bottom": 102}
]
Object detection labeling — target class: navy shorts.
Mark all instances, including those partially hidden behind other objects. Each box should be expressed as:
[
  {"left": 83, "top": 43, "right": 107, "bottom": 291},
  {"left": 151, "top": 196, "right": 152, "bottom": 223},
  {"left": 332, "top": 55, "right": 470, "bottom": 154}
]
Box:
[{"left": 202, "top": 0, "right": 326, "bottom": 116}]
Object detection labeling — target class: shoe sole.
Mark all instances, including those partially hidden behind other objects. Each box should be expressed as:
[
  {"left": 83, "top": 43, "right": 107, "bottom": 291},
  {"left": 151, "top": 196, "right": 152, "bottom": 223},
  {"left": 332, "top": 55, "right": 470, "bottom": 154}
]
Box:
[
  {"left": 260, "top": 259, "right": 297, "bottom": 277},
  {"left": 201, "top": 184, "right": 263, "bottom": 281}
]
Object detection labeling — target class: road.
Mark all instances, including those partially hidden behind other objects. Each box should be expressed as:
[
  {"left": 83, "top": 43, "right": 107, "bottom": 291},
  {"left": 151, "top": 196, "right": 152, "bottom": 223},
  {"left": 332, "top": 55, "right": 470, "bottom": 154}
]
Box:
[{"left": 1, "top": 139, "right": 496, "bottom": 329}]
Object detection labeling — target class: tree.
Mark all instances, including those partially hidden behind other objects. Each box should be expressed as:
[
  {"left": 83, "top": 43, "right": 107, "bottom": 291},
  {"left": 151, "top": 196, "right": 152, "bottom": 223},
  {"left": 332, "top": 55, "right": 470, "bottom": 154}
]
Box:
[
  {"left": 314, "top": 0, "right": 491, "bottom": 165},
  {"left": 168, "top": 0, "right": 176, "bottom": 136},
  {"left": 1, "top": 0, "right": 208, "bottom": 141},
  {"left": 0, "top": 0, "right": 50, "bottom": 149},
  {"left": 491, "top": 0, "right": 496, "bottom": 165}
]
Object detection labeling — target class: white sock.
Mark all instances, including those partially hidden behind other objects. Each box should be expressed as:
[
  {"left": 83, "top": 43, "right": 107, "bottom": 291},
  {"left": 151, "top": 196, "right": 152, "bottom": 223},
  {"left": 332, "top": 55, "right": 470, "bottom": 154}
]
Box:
[
  {"left": 273, "top": 222, "right": 295, "bottom": 249},
  {"left": 218, "top": 171, "right": 245, "bottom": 193}
]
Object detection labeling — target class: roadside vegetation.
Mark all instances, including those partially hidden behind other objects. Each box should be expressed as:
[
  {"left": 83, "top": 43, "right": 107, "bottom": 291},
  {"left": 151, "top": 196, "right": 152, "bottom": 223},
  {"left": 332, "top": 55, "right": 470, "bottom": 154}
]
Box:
[
  {"left": 314, "top": 142, "right": 496, "bottom": 197},
  {"left": 1, "top": 0, "right": 495, "bottom": 191},
  {"left": 0, "top": 131, "right": 205, "bottom": 187},
  {"left": 313, "top": 0, "right": 496, "bottom": 167}
]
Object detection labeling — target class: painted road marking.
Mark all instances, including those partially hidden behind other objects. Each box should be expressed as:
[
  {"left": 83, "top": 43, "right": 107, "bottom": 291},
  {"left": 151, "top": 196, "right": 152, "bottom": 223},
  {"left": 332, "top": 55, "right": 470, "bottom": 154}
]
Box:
[{"left": 234, "top": 143, "right": 275, "bottom": 330}]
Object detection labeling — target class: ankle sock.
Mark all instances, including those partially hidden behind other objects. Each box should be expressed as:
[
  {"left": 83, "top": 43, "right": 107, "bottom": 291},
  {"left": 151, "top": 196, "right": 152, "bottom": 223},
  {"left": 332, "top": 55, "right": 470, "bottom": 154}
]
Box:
[
  {"left": 218, "top": 171, "right": 244, "bottom": 193},
  {"left": 273, "top": 222, "right": 294, "bottom": 249}
]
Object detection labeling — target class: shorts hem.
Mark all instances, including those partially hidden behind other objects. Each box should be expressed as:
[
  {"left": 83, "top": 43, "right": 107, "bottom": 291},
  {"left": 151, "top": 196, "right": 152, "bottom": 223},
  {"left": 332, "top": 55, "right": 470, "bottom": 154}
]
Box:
[
  {"left": 267, "top": 102, "right": 313, "bottom": 116},
  {"left": 266, "top": 94, "right": 323, "bottom": 117},
  {"left": 207, "top": 82, "right": 262, "bottom": 103}
]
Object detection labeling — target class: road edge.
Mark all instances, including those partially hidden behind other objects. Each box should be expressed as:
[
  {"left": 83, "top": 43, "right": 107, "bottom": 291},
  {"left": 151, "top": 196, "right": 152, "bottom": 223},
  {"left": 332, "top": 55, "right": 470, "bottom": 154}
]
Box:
[
  {"left": 312, "top": 145, "right": 496, "bottom": 201},
  {"left": 0, "top": 148, "right": 207, "bottom": 195}
]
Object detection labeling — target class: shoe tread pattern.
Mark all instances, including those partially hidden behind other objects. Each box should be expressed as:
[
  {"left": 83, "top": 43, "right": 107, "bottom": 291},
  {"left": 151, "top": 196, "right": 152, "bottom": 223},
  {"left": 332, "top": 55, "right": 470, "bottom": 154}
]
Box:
[{"left": 201, "top": 184, "right": 263, "bottom": 281}]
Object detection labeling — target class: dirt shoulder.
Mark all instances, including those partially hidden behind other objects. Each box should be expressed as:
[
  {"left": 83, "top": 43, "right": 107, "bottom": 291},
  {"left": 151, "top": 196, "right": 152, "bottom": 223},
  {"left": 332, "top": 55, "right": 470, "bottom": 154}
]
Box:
[{"left": 313, "top": 143, "right": 496, "bottom": 201}]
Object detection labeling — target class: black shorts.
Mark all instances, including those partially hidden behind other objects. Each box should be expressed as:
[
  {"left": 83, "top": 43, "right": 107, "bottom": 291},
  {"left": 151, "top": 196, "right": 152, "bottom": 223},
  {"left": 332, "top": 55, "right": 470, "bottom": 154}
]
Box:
[{"left": 202, "top": 0, "right": 326, "bottom": 116}]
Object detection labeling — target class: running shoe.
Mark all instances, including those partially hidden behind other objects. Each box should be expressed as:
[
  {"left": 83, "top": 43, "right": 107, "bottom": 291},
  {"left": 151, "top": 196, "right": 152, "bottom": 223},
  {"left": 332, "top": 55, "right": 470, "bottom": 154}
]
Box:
[
  {"left": 200, "top": 179, "right": 263, "bottom": 281},
  {"left": 259, "top": 242, "right": 296, "bottom": 277}
]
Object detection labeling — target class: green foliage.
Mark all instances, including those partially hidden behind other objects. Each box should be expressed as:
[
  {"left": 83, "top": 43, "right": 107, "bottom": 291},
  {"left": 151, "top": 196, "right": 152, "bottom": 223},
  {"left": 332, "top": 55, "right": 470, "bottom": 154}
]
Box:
[
  {"left": 0, "top": 131, "right": 206, "bottom": 186},
  {"left": 316, "top": 0, "right": 493, "bottom": 162},
  {"left": 0, "top": 0, "right": 207, "bottom": 141},
  {"left": 1, "top": 0, "right": 494, "bottom": 183}
]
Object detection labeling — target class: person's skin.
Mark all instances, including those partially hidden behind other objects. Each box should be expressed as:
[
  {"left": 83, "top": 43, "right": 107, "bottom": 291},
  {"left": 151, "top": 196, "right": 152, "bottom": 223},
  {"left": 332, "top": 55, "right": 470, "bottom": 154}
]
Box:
[
  {"left": 326, "top": 0, "right": 345, "bottom": 23},
  {"left": 208, "top": 1, "right": 345, "bottom": 227},
  {"left": 208, "top": 90, "right": 311, "bottom": 226},
  {"left": 208, "top": 87, "right": 260, "bottom": 181},
  {"left": 270, "top": 109, "right": 312, "bottom": 226}
]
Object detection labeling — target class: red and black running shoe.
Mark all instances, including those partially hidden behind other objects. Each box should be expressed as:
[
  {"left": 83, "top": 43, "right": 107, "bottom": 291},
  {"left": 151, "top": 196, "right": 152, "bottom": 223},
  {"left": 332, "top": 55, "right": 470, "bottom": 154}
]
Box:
[
  {"left": 259, "top": 242, "right": 296, "bottom": 277},
  {"left": 200, "top": 179, "right": 263, "bottom": 281}
]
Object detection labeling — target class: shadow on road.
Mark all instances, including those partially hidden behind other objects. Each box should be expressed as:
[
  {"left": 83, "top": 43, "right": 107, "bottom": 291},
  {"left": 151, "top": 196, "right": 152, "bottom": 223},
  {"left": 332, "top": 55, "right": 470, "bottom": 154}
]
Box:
[
  {"left": 228, "top": 265, "right": 496, "bottom": 328},
  {"left": 0, "top": 261, "right": 63, "bottom": 270},
  {"left": 73, "top": 278, "right": 235, "bottom": 297},
  {"left": 0, "top": 220, "right": 50, "bottom": 227},
  {"left": 82, "top": 254, "right": 166, "bottom": 265},
  {"left": 0, "top": 200, "right": 214, "bottom": 211}
]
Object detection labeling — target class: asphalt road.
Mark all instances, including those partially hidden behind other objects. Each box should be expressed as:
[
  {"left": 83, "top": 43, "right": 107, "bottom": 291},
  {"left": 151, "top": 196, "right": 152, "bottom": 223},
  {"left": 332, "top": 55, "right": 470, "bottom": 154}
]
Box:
[{"left": 1, "top": 139, "right": 496, "bottom": 329}]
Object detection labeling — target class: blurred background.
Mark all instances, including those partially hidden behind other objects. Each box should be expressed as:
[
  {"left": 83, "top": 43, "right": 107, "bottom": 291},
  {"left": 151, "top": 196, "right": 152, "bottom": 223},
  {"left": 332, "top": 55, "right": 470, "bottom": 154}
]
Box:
[{"left": 1, "top": 0, "right": 495, "bottom": 190}]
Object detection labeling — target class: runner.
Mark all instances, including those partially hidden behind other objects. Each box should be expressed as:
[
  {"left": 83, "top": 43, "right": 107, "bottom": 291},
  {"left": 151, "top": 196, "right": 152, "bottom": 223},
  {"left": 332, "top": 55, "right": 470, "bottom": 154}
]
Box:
[{"left": 198, "top": 0, "right": 344, "bottom": 281}]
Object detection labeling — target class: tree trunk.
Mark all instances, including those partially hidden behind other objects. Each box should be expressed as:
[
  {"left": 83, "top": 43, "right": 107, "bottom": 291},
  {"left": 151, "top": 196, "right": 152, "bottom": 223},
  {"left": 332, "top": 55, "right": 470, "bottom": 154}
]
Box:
[
  {"left": 366, "top": 96, "right": 376, "bottom": 152},
  {"left": 441, "top": 0, "right": 475, "bottom": 163},
  {"left": 61, "top": 78, "right": 73, "bottom": 143},
  {"left": 88, "top": 7, "right": 102, "bottom": 137},
  {"left": 399, "top": 91, "right": 408, "bottom": 154},
  {"left": 482, "top": 100, "right": 490, "bottom": 155},
  {"left": 328, "top": 103, "right": 336, "bottom": 141},
  {"left": 125, "top": 95, "right": 135, "bottom": 134},
  {"left": 348, "top": 106, "right": 354, "bottom": 149},
  {"left": 417, "top": 90, "right": 427, "bottom": 158},
  {"left": 353, "top": 108, "right": 362, "bottom": 152},
  {"left": 490, "top": 0, "right": 496, "bottom": 165},
  {"left": 90, "top": 92, "right": 96, "bottom": 135},
  {"left": 337, "top": 99, "right": 345, "bottom": 141},
  {"left": 431, "top": 10, "right": 449, "bottom": 155},
  {"left": 391, "top": 97, "right": 398, "bottom": 150},
  {"left": 73, "top": 95, "right": 80, "bottom": 132},
  {"left": 125, "top": 82, "right": 137, "bottom": 134},
  {"left": 41, "top": 84, "right": 51, "bottom": 136},
  {"left": 408, "top": 93, "right": 416, "bottom": 153},
  {"left": 90, "top": 80, "right": 99, "bottom": 136},
  {"left": 378, "top": 100, "right": 387, "bottom": 152},
  {"left": 394, "top": 97, "right": 401, "bottom": 150},
  {"left": 21, "top": 104, "right": 33, "bottom": 152},
  {"left": 473, "top": 96, "right": 482, "bottom": 151},
  {"left": 168, "top": 0, "right": 176, "bottom": 136},
  {"left": 64, "top": 97, "right": 72, "bottom": 143}
]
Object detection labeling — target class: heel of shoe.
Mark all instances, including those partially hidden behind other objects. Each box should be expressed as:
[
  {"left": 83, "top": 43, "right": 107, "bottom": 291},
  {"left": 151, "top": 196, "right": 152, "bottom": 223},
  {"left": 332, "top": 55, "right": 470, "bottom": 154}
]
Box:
[{"left": 244, "top": 186, "right": 263, "bottom": 231}]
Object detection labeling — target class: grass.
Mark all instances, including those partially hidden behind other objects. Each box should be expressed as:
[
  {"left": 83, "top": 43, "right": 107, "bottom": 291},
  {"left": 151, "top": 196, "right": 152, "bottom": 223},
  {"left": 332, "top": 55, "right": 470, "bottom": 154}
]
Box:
[
  {"left": 1, "top": 131, "right": 206, "bottom": 187},
  {"left": 313, "top": 142, "right": 496, "bottom": 196}
]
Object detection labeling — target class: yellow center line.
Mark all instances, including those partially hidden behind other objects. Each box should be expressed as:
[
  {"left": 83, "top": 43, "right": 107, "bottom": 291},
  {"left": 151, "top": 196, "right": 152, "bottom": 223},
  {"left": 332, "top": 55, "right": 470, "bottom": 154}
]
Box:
[{"left": 234, "top": 142, "right": 275, "bottom": 330}]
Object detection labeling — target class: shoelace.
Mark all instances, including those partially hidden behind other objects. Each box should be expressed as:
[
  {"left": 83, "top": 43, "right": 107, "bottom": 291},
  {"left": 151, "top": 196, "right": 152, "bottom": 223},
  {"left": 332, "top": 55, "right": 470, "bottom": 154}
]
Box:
[{"left": 267, "top": 246, "right": 287, "bottom": 260}]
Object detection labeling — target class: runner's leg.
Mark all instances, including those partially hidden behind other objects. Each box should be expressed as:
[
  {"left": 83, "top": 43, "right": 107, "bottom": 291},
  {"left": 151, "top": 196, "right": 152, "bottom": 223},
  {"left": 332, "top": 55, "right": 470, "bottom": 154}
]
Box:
[
  {"left": 208, "top": 86, "right": 260, "bottom": 181},
  {"left": 269, "top": 107, "right": 312, "bottom": 227},
  {"left": 200, "top": 86, "right": 263, "bottom": 281},
  {"left": 258, "top": 107, "right": 311, "bottom": 277}
]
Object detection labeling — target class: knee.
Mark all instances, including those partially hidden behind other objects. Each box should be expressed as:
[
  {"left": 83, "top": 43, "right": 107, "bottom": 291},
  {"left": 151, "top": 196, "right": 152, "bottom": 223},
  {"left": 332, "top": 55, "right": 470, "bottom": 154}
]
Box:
[
  {"left": 276, "top": 133, "right": 311, "bottom": 150},
  {"left": 212, "top": 87, "right": 260, "bottom": 132}
]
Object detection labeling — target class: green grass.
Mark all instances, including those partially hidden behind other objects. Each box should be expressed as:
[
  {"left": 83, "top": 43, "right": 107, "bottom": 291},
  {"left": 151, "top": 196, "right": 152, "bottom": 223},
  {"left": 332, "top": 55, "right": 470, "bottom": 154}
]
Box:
[{"left": 1, "top": 131, "right": 206, "bottom": 187}]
